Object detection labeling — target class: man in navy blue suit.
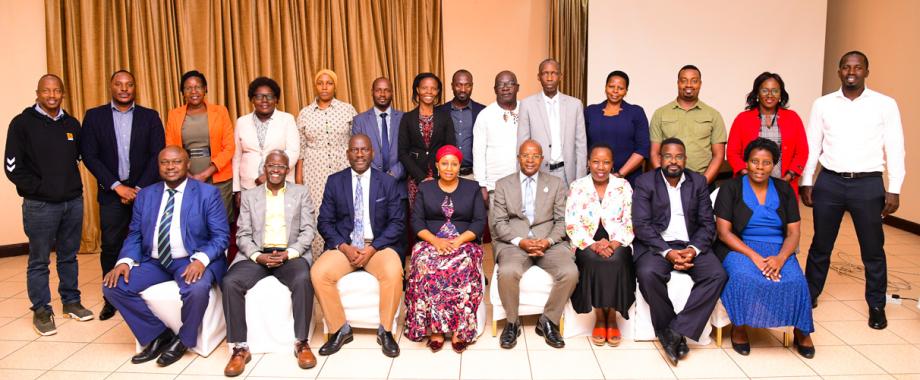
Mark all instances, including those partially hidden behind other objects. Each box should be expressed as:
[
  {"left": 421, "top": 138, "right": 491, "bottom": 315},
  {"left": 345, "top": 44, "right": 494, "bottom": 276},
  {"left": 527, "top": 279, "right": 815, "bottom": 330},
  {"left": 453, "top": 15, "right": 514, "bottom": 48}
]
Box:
[
  {"left": 632, "top": 138, "right": 726, "bottom": 366},
  {"left": 312, "top": 134, "right": 405, "bottom": 358},
  {"left": 351, "top": 77, "right": 406, "bottom": 198},
  {"left": 81, "top": 70, "right": 165, "bottom": 320},
  {"left": 102, "top": 146, "right": 230, "bottom": 367}
]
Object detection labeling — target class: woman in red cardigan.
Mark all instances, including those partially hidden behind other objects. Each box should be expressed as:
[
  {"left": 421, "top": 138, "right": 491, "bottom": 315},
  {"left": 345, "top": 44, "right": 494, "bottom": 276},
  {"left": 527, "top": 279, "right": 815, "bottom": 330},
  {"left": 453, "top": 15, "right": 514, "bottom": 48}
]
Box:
[{"left": 727, "top": 72, "right": 808, "bottom": 196}]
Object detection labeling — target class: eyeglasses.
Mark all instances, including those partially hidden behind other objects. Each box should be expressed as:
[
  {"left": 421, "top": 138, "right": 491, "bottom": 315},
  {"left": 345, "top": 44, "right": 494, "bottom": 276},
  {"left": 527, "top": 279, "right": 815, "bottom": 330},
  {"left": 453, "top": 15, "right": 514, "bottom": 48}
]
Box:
[
  {"left": 265, "top": 164, "right": 289, "bottom": 170},
  {"left": 183, "top": 85, "right": 205, "bottom": 93},
  {"left": 661, "top": 154, "right": 686, "bottom": 161},
  {"left": 252, "top": 94, "right": 276, "bottom": 101},
  {"left": 759, "top": 88, "right": 781, "bottom": 96},
  {"left": 348, "top": 147, "right": 371, "bottom": 154},
  {"left": 494, "top": 82, "right": 518, "bottom": 90},
  {"left": 518, "top": 154, "right": 543, "bottom": 160}
]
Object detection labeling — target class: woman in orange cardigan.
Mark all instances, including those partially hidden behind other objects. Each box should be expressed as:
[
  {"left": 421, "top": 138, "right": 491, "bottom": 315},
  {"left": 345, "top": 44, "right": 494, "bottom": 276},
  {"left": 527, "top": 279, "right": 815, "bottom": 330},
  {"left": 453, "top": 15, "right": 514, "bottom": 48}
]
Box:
[
  {"left": 165, "top": 70, "right": 236, "bottom": 217},
  {"left": 726, "top": 72, "right": 808, "bottom": 197}
]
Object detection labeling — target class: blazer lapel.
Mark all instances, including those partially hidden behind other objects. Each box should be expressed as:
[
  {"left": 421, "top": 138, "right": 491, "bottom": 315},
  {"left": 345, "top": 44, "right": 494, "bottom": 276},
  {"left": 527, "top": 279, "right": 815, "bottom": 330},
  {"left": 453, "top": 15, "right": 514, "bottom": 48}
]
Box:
[
  {"left": 533, "top": 174, "right": 548, "bottom": 220},
  {"left": 102, "top": 107, "right": 119, "bottom": 158},
  {"left": 345, "top": 172, "right": 355, "bottom": 220},
  {"left": 181, "top": 180, "right": 196, "bottom": 244},
  {"left": 282, "top": 184, "right": 294, "bottom": 241},
  {"left": 680, "top": 173, "right": 694, "bottom": 229},
  {"left": 368, "top": 171, "right": 379, "bottom": 231},
  {"left": 536, "top": 96, "right": 552, "bottom": 141},
  {"left": 653, "top": 170, "right": 672, "bottom": 230},
  {"left": 146, "top": 184, "right": 165, "bottom": 257}
]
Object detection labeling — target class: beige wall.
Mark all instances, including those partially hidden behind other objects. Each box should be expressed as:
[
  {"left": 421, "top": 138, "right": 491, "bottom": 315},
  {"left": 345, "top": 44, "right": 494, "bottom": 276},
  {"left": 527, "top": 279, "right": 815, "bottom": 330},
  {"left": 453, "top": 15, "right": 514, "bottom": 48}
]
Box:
[
  {"left": 587, "top": 0, "right": 827, "bottom": 128},
  {"left": 0, "top": 0, "right": 45, "bottom": 245},
  {"left": 442, "top": 0, "right": 549, "bottom": 106},
  {"left": 824, "top": 1, "right": 919, "bottom": 223}
]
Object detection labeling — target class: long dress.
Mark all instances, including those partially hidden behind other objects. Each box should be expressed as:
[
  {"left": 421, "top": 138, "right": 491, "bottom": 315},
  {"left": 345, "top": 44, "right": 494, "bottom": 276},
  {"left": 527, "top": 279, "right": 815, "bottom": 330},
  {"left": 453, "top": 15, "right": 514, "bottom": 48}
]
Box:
[
  {"left": 297, "top": 98, "right": 357, "bottom": 258},
  {"left": 404, "top": 194, "right": 484, "bottom": 343},
  {"left": 570, "top": 221, "right": 636, "bottom": 315},
  {"left": 720, "top": 177, "right": 814, "bottom": 333}
]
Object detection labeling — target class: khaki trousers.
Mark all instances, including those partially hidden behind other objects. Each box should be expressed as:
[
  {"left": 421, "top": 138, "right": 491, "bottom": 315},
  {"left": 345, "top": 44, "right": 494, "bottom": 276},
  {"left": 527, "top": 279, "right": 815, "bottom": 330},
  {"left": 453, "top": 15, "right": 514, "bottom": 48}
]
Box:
[
  {"left": 496, "top": 244, "right": 578, "bottom": 322},
  {"left": 311, "top": 248, "right": 403, "bottom": 332}
]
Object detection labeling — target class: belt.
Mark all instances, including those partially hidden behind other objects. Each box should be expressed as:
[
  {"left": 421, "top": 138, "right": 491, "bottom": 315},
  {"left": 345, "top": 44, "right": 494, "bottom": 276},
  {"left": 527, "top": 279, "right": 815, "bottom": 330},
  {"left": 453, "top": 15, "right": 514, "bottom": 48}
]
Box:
[
  {"left": 261, "top": 247, "right": 287, "bottom": 253},
  {"left": 188, "top": 147, "right": 211, "bottom": 158},
  {"left": 459, "top": 167, "right": 473, "bottom": 176},
  {"left": 823, "top": 168, "right": 882, "bottom": 179},
  {"left": 549, "top": 161, "right": 565, "bottom": 171}
]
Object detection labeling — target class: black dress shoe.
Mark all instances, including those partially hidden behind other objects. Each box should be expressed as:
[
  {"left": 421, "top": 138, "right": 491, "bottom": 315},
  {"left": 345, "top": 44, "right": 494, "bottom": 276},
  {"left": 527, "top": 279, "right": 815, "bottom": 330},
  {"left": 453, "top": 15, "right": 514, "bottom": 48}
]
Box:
[
  {"left": 376, "top": 330, "right": 400, "bottom": 358},
  {"left": 131, "top": 329, "right": 175, "bottom": 364},
  {"left": 677, "top": 336, "right": 689, "bottom": 358},
  {"left": 319, "top": 327, "right": 354, "bottom": 356},
  {"left": 730, "top": 327, "right": 750, "bottom": 356},
  {"left": 794, "top": 337, "right": 816, "bottom": 359},
  {"left": 535, "top": 315, "right": 565, "bottom": 348},
  {"left": 98, "top": 300, "right": 117, "bottom": 321},
  {"left": 656, "top": 328, "right": 680, "bottom": 366},
  {"left": 869, "top": 306, "right": 888, "bottom": 330},
  {"left": 812, "top": 297, "right": 818, "bottom": 309},
  {"left": 500, "top": 319, "right": 522, "bottom": 349},
  {"left": 156, "top": 336, "right": 188, "bottom": 367}
]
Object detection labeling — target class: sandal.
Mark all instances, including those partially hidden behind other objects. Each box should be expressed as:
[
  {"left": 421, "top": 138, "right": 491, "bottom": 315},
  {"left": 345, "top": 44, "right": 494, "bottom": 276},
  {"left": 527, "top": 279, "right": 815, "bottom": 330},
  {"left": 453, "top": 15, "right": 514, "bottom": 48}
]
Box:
[
  {"left": 606, "top": 326, "right": 621, "bottom": 347},
  {"left": 591, "top": 327, "right": 607, "bottom": 346}
]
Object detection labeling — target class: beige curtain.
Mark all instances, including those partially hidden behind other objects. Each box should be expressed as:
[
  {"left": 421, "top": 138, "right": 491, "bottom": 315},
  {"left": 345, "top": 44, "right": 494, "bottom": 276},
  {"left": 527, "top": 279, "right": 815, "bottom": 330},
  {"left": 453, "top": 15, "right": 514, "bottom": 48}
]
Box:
[
  {"left": 45, "top": 0, "right": 445, "bottom": 253},
  {"left": 549, "top": 0, "right": 588, "bottom": 103}
]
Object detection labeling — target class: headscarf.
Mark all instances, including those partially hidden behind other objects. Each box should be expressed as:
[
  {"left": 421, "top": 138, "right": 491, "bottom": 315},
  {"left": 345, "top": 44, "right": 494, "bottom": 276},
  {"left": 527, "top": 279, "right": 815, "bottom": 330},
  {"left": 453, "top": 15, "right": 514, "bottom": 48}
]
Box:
[
  {"left": 314, "top": 69, "right": 337, "bottom": 85},
  {"left": 436, "top": 144, "right": 463, "bottom": 163}
]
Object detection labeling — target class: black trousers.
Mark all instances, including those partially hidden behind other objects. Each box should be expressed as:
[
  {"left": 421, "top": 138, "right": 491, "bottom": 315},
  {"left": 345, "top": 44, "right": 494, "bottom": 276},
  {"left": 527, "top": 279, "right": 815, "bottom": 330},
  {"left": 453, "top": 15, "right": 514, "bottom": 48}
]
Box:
[
  {"left": 100, "top": 199, "right": 133, "bottom": 274},
  {"left": 806, "top": 171, "right": 887, "bottom": 307},
  {"left": 221, "top": 257, "right": 314, "bottom": 343},
  {"left": 635, "top": 246, "right": 726, "bottom": 340}
]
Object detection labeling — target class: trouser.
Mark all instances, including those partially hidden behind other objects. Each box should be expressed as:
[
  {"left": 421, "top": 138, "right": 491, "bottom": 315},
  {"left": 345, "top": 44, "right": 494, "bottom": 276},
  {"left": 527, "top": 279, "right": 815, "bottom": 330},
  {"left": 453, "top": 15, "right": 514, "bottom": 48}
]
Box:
[
  {"left": 496, "top": 244, "right": 578, "bottom": 322},
  {"left": 547, "top": 165, "right": 569, "bottom": 187},
  {"left": 311, "top": 248, "right": 403, "bottom": 332},
  {"left": 806, "top": 171, "right": 887, "bottom": 307},
  {"left": 99, "top": 199, "right": 132, "bottom": 275},
  {"left": 23, "top": 196, "right": 83, "bottom": 311},
  {"left": 102, "top": 257, "right": 215, "bottom": 347},
  {"left": 634, "top": 244, "right": 727, "bottom": 340},
  {"left": 222, "top": 257, "right": 313, "bottom": 343}
]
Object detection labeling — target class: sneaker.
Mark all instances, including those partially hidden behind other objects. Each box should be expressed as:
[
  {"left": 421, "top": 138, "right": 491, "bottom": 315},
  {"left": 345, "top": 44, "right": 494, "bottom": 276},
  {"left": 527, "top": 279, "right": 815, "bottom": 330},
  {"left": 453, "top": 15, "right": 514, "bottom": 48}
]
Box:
[
  {"left": 33, "top": 308, "right": 57, "bottom": 336},
  {"left": 62, "top": 302, "right": 94, "bottom": 321}
]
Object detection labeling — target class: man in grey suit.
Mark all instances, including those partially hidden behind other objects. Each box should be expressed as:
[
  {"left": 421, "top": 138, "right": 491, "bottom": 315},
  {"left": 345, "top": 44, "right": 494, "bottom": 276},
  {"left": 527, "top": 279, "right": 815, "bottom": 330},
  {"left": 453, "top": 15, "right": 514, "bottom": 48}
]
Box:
[
  {"left": 351, "top": 77, "right": 406, "bottom": 199},
  {"left": 491, "top": 140, "right": 578, "bottom": 349},
  {"left": 517, "top": 59, "right": 587, "bottom": 186},
  {"left": 221, "top": 150, "right": 316, "bottom": 376}
]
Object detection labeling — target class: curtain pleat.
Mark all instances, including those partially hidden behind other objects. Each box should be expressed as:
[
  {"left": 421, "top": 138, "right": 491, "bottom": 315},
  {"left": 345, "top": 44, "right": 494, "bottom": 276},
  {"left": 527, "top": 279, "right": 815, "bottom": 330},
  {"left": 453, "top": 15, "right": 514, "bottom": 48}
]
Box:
[
  {"left": 549, "top": 0, "right": 588, "bottom": 103},
  {"left": 44, "top": 0, "right": 445, "bottom": 253}
]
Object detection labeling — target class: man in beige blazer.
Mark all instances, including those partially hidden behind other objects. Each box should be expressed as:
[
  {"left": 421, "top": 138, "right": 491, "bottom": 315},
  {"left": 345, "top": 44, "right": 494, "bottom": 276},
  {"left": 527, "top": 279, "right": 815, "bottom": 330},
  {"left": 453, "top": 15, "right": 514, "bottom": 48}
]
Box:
[
  {"left": 221, "top": 150, "right": 317, "bottom": 376},
  {"left": 491, "top": 140, "right": 578, "bottom": 349},
  {"left": 517, "top": 59, "right": 587, "bottom": 186}
]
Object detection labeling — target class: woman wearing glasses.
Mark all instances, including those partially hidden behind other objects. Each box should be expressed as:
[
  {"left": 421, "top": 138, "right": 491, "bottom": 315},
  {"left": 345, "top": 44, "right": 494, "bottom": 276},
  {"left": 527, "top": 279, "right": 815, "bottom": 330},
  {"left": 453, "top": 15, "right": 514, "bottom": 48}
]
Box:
[
  {"left": 232, "top": 77, "right": 300, "bottom": 195},
  {"left": 165, "top": 70, "right": 236, "bottom": 217},
  {"left": 726, "top": 72, "right": 808, "bottom": 196}
]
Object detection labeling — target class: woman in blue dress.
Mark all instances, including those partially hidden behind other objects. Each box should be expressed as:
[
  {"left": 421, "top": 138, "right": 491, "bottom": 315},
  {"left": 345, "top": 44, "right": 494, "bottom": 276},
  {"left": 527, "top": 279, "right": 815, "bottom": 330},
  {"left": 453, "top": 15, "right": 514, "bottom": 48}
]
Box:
[
  {"left": 714, "top": 138, "right": 814, "bottom": 359},
  {"left": 584, "top": 70, "right": 650, "bottom": 184}
]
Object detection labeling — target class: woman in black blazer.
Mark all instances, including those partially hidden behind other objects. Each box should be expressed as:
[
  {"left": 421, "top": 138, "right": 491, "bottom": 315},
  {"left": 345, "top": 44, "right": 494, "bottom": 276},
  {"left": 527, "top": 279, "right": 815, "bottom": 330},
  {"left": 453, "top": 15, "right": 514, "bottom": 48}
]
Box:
[{"left": 398, "top": 72, "right": 456, "bottom": 207}]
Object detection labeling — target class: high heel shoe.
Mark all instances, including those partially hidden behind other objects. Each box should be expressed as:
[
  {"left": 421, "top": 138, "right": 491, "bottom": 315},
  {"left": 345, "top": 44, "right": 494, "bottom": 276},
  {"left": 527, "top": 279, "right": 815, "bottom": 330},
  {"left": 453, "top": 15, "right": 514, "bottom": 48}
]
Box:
[
  {"left": 730, "top": 326, "right": 750, "bottom": 356},
  {"left": 793, "top": 331, "right": 815, "bottom": 359}
]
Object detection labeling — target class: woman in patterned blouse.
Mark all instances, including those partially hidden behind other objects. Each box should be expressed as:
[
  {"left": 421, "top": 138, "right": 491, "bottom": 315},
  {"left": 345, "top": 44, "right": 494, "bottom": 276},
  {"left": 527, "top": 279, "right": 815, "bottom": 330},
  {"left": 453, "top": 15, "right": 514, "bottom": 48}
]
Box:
[
  {"left": 295, "top": 69, "right": 358, "bottom": 259},
  {"left": 565, "top": 143, "right": 636, "bottom": 347}
]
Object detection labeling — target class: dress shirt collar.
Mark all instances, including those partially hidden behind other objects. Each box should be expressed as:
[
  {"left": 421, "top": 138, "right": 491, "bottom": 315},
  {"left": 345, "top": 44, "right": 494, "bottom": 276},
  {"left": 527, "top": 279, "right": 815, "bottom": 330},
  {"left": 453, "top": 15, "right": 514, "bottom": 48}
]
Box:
[
  {"left": 264, "top": 183, "right": 287, "bottom": 196},
  {"left": 34, "top": 104, "right": 64, "bottom": 121},
  {"left": 519, "top": 171, "right": 539, "bottom": 184},
  {"left": 351, "top": 169, "right": 371, "bottom": 180},
  {"left": 542, "top": 92, "right": 559, "bottom": 103},
  {"left": 669, "top": 99, "right": 701, "bottom": 111},
  {"left": 110, "top": 102, "right": 136, "bottom": 113},
  {"left": 165, "top": 178, "right": 189, "bottom": 194},
  {"left": 253, "top": 109, "right": 275, "bottom": 122},
  {"left": 449, "top": 99, "right": 471, "bottom": 111},
  {"left": 832, "top": 86, "right": 877, "bottom": 102},
  {"left": 373, "top": 106, "right": 392, "bottom": 117},
  {"left": 660, "top": 170, "right": 686, "bottom": 189}
]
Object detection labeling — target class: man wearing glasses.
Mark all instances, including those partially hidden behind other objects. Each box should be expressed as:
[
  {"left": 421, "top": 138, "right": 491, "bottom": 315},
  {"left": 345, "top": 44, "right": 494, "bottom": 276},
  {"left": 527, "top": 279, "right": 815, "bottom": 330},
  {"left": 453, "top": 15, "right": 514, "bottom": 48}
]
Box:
[{"left": 473, "top": 70, "right": 523, "bottom": 209}]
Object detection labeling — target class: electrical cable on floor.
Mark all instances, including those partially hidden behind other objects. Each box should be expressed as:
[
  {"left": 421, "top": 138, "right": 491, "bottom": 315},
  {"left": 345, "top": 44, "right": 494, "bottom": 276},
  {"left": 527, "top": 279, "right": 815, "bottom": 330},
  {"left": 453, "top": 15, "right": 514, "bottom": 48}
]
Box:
[{"left": 828, "top": 250, "right": 913, "bottom": 293}]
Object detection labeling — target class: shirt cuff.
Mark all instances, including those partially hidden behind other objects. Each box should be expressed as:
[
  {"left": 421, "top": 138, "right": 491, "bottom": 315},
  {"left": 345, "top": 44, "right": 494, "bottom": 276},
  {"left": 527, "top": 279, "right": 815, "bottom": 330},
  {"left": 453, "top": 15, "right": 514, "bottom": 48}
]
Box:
[
  {"left": 286, "top": 248, "right": 301, "bottom": 259},
  {"left": 547, "top": 238, "right": 555, "bottom": 246},
  {"left": 191, "top": 252, "right": 210, "bottom": 267},
  {"left": 116, "top": 257, "right": 136, "bottom": 269},
  {"left": 660, "top": 248, "right": 672, "bottom": 257},
  {"left": 888, "top": 179, "right": 903, "bottom": 194},
  {"left": 511, "top": 237, "right": 523, "bottom": 247},
  {"left": 688, "top": 245, "right": 701, "bottom": 257},
  {"left": 111, "top": 181, "right": 122, "bottom": 191},
  {"left": 799, "top": 172, "right": 815, "bottom": 187},
  {"left": 249, "top": 252, "right": 262, "bottom": 262}
]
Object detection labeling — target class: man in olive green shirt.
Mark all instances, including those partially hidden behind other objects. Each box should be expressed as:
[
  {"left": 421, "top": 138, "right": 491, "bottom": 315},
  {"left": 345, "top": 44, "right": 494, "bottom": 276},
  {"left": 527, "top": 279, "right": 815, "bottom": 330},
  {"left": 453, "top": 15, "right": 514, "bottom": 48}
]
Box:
[{"left": 649, "top": 65, "right": 726, "bottom": 184}]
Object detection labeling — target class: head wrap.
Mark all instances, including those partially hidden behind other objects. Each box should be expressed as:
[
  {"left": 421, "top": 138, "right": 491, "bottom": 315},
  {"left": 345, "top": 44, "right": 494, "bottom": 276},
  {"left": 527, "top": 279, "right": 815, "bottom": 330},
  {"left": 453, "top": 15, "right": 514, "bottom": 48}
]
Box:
[
  {"left": 314, "top": 69, "right": 337, "bottom": 85},
  {"left": 436, "top": 145, "right": 463, "bottom": 163}
]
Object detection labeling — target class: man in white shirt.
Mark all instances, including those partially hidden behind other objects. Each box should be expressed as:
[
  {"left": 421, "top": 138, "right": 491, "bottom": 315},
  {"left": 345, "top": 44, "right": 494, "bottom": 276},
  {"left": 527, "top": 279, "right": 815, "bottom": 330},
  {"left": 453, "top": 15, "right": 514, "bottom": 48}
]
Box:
[
  {"left": 800, "top": 51, "right": 905, "bottom": 330},
  {"left": 473, "top": 70, "right": 521, "bottom": 207},
  {"left": 102, "top": 146, "right": 230, "bottom": 367},
  {"left": 517, "top": 59, "right": 587, "bottom": 186}
]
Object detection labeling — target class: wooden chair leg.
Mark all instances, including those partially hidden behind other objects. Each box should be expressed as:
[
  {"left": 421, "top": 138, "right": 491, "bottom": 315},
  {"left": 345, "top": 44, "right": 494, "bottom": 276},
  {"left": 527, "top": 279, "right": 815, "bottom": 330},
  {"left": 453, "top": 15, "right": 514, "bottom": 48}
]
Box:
[
  {"left": 716, "top": 326, "right": 723, "bottom": 347},
  {"left": 492, "top": 320, "right": 498, "bottom": 337},
  {"left": 783, "top": 327, "right": 792, "bottom": 347},
  {"left": 560, "top": 315, "right": 565, "bottom": 336}
]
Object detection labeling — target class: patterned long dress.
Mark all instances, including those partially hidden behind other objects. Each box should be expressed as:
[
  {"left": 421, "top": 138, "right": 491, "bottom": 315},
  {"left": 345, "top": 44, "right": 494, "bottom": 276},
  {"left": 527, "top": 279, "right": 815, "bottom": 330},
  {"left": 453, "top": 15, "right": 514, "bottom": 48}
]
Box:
[
  {"left": 297, "top": 98, "right": 357, "bottom": 258},
  {"left": 404, "top": 195, "right": 484, "bottom": 343}
]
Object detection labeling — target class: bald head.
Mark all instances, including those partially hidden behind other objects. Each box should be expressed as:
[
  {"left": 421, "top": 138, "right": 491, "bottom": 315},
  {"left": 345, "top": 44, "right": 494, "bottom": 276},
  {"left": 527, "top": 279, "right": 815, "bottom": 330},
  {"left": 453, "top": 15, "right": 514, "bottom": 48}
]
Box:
[
  {"left": 347, "top": 134, "right": 374, "bottom": 174},
  {"left": 518, "top": 139, "right": 543, "bottom": 177},
  {"left": 35, "top": 74, "right": 65, "bottom": 117},
  {"left": 518, "top": 139, "right": 543, "bottom": 155},
  {"left": 371, "top": 77, "right": 393, "bottom": 110},
  {"left": 37, "top": 74, "right": 63, "bottom": 90},
  {"left": 158, "top": 146, "right": 190, "bottom": 187}
]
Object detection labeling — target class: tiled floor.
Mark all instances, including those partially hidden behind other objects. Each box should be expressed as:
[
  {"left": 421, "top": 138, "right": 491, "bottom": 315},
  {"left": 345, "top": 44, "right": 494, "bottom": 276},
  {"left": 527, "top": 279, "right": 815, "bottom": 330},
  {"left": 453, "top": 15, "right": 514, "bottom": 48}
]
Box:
[{"left": 2, "top": 210, "right": 920, "bottom": 379}]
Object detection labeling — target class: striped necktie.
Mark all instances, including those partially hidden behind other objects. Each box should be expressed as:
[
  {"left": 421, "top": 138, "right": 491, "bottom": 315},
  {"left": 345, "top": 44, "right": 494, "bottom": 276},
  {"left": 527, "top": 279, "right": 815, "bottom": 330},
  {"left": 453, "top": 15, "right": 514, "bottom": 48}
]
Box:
[{"left": 157, "top": 189, "right": 177, "bottom": 268}]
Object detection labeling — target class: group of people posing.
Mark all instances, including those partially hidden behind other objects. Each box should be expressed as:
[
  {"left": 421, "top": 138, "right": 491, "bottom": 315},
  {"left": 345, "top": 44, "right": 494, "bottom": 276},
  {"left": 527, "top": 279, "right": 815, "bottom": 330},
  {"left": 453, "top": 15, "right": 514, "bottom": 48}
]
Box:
[{"left": 4, "top": 50, "right": 904, "bottom": 373}]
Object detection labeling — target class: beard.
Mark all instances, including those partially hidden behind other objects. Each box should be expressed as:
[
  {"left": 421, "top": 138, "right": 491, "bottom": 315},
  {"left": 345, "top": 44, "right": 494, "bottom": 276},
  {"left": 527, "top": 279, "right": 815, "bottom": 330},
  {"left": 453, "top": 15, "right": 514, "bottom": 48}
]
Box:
[{"left": 663, "top": 165, "right": 683, "bottom": 178}]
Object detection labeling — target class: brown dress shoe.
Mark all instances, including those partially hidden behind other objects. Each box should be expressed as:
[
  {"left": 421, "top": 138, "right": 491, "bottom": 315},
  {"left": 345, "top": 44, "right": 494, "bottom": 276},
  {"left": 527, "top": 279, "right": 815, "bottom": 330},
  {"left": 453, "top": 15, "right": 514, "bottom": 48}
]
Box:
[
  {"left": 295, "top": 340, "right": 317, "bottom": 369},
  {"left": 224, "top": 346, "right": 251, "bottom": 377}
]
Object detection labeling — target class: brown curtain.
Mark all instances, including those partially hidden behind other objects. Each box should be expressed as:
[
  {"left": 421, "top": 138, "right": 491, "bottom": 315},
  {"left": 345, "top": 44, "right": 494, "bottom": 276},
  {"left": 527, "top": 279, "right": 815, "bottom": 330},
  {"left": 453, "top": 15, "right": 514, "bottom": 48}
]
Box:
[
  {"left": 549, "top": 0, "right": 588, "bottom": 103},
  {"left": 45, "top": 0, "right": 445, "bottom": 253}
]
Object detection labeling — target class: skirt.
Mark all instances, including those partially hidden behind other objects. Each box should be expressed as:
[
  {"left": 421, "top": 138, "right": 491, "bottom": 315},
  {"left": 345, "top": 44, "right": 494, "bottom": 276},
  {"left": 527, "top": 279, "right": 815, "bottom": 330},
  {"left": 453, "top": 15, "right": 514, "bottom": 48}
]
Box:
[{"left": 570, "top": 226, "right": 636, "bottom": 315}]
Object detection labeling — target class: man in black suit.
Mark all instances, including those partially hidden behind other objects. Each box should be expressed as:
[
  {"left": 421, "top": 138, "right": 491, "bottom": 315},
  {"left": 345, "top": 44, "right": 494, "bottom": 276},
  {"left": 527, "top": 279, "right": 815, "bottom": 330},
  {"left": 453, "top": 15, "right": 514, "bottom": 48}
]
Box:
[
  {"left": 631, "top": 137, "right": 726, "bottom": 366},
  {"left": 436, "top": 69, "right": 485, "bottom": 179},
  {"left": 80, "top": 70, "right": 165, "bottom": 320}
]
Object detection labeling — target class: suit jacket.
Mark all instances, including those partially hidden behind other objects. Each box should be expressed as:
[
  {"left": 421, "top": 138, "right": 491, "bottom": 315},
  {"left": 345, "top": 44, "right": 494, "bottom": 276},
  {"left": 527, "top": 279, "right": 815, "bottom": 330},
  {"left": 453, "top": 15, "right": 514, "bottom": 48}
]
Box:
[
  {"left": 435, "top": 99, "right": 486, "bottom": 120},
  {"left": 490, "top": 171, "right": 569, "bottom": 258},
  {"left": 236, "top": 182, "right": 315, "bottom": 264},
  {"left": 165, "top": 102, "right": 235, "bottom": 183},
  {"left": 517, "top": 92, "right": 587, "bottom": 182},
  {"left": 726, "top": 108, "right": 808, "bottom": 196},
  {"left": 352, "top": 107, "right": 407, "bottom": 198},
  {"left": 318, "top": 168, "right": 405, "bottom": 256},
  {"left": 80, "top": 104, "right": 165, "bottom": 203},
  {"left": 397, "top": 107, "right": 456, "bottom": 183},
  {"left": 118, "top": 178, "right": 230, "bottom": 281},
  {"left": 631, "top": 169, "right": 715, "bottom": 262}
]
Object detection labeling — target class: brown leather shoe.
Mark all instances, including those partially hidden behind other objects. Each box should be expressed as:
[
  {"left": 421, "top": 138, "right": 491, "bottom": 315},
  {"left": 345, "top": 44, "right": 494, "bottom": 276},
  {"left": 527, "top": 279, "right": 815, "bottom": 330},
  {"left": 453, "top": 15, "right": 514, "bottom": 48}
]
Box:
[
  {"left": 295, "top": 340, "right": 317, "bottom": 369},
  {"left": 224, "top": 346, "right": 251, "bottom": 377}
]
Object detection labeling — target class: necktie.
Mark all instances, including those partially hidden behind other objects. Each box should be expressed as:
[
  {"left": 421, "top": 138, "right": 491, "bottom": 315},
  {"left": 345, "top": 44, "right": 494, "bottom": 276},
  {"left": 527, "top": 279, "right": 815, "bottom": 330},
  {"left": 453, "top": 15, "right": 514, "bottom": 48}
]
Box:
[
  {"left": 157, "top": 189, "right": 177, "bottom": 268},
  {"left": 351, "top": 175, "right": 365, "bottom": 248},
  {"left": 524, "top": 177, "right": 535, "bottom": 225},
  {"left": 380, "top": 113, "right": 390, "bottom": 173}
]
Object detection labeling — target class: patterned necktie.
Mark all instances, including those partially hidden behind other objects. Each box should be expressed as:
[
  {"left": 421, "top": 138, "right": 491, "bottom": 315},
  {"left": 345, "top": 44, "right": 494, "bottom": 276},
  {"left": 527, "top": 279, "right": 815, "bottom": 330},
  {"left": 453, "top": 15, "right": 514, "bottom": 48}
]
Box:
[
  {"left": 380, "top": 113, "right": 390, "bottom": 173},
  {"left": 524, "top": 177, "right": 535, "bottom": 225},
  {"left": 351, "top": 175, "right": 365, "bottom": 248},
  {"left": 157, "top": 189, "right": 177, "bottom": 268}
]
